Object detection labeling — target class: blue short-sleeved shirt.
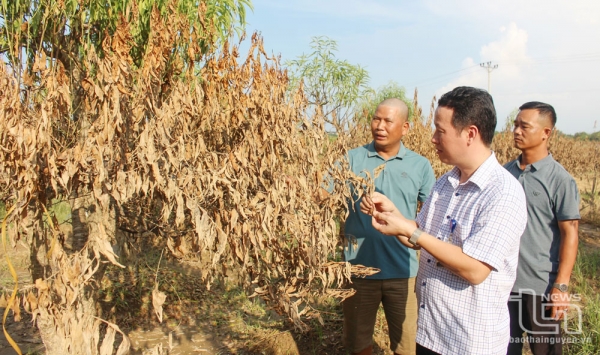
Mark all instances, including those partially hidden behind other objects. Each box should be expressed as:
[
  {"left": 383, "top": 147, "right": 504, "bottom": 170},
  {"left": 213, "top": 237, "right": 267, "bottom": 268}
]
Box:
[{"left": 343, "top": 142, "right": 435, "bottom": 279}]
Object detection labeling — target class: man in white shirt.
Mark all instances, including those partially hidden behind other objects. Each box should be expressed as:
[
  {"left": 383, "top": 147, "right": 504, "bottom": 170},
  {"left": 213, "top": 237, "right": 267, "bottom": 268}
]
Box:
[{"left": 361, "top": 86, "right": 527, "bottom": 355}]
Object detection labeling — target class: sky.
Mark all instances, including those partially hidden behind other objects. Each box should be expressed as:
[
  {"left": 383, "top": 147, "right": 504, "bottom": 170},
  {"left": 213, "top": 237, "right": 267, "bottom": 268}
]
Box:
[{"left": 243, "top": 0, "right": 600, "bottom": 134}]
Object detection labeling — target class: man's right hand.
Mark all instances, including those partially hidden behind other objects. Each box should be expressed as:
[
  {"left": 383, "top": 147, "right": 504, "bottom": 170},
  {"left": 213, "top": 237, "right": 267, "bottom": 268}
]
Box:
[{"left": 360, "top": 192, "right": 399, "bottom": 216}]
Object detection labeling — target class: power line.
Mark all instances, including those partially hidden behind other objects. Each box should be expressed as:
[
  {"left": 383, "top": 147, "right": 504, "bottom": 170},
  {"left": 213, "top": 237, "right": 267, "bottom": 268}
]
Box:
[
  {"left": 405, "top": 51, "right": 600, "bottom": 89},
  {"left": 500, "top": 51, "right": 600, "bottom": 65},
  {"left": 494, "top": 88, "right": 600, "bottom": 96},
  {"left": 500, "top": 57, "right": 600, "bottom": 66},
  {"left": 493, "top": 52, "right": 600, "bottom": 70},
  {"left": 403, "top": 64, "right": 480, "bottom": 87}
]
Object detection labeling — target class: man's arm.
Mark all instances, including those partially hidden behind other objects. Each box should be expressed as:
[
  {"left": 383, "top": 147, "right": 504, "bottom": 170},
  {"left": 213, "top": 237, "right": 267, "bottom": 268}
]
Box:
[
  {"left": 371, "top": 210, "right": 492, "bottom": 285},
  {"left": 556, "top": 219, "right": 579, "bottom": 285},
  {"left": 548, "top": 219, "right": 579, "bottom": 320},
  {"left": 410, "top": 230, "right": 493, "bottom": 284}
]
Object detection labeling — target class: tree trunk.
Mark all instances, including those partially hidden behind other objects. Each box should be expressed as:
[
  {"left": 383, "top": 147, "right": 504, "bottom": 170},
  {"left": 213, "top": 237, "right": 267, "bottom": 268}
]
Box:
[
  {"left": 32, "top": 105, "right": 125, "bottom": 353},
  {"left": 23, "top": 204, "right": 50, "bottom": 283},
  {"left": 31, "top": 191, "right": 122, "bottom": 354},
  {"left": 36, "top": 287, "right": 100, "bottom": 355}
]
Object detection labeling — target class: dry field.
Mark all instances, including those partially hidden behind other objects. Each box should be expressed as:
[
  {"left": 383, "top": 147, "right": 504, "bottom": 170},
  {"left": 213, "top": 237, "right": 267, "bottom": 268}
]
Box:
[
  {"left": 1, "top": 1, "right": 599, "bottom": 353},
  {"left": 2, "top": 117, "right": 599, "bottom": 354}
]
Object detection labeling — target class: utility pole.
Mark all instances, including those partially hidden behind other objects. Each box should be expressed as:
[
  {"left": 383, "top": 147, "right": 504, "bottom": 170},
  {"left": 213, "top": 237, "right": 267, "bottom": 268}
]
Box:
[{"left": 480, "top": 61, "right": 498, "bottom": 93}]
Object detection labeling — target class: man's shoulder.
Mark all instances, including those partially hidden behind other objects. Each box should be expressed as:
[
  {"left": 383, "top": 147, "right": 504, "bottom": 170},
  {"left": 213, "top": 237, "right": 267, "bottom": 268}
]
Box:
[
  {"left": 347, "top": 143, "right": 371, "bottom": 157},
  {"left": 546, "top": 157, "right": 576, "bottom": 182},
  {"left": 503, "top": 158, "right": 519, "bottom": 170},
  {"left": 345, "top": 144, "right": 370, "bottom": 166},
  {"left": 487, "top": 161, "right": 525, "bottom": 197},
  {"left": 403, "top": 147, "right": 430, "bottom": 161},
  {"left": 401, "top": 147, "right": 434, "bottom": 170},
  {"left": 495, "top": 161, "right": 521, "bottom": 184},
  {"left": 479, "top": 164, "right": 527, "bottom": 224},
  {"left": 429, "top": 169, "right": 454, "bottom": 191}
]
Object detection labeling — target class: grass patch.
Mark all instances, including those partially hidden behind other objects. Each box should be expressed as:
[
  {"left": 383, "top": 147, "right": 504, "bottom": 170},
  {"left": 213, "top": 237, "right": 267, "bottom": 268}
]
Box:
[
  {"left": 566, "top": 245, "right": 600, "bottom": 354},
  {"left": 581, "top": 179, "right": 600, "bottom": 225},
  {"left": 49, "top": 199, "right": 71, "bottom": 224},
  {"left": 0, "top": 198, "right": 70, "bottom": 229}
]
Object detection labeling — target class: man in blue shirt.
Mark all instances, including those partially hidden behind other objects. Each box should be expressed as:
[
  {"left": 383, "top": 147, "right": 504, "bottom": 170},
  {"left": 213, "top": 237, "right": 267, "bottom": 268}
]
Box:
[{"left": 343, "top": 98, "right": 435, "bottom": 355}]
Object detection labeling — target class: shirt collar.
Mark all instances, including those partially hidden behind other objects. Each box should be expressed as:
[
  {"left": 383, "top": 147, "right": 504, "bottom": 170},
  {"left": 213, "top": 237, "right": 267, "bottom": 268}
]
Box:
[
  {"left": 518, "top": 153, "right": 554, "bottom": 172},
  {"left": 367, "top": 141, "right": 407, "bottom": 160},
  {"left": 447, "top": 152, "right": 498, "bottom": 190}
]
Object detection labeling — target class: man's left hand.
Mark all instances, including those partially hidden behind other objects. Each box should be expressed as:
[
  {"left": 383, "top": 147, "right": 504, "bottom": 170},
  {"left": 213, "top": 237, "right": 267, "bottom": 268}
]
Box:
[
  {"left": 371, "top": 209, "right": 411, "bottom": 237},
  {"left": 547, "top": 287, "right": 571, "bottom": 321}
]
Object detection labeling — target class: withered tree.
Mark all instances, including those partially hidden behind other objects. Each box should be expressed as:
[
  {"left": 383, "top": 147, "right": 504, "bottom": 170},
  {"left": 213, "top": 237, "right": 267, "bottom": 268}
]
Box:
[{"left": 0, "top": 1, "right": 378, "bottom": 354}]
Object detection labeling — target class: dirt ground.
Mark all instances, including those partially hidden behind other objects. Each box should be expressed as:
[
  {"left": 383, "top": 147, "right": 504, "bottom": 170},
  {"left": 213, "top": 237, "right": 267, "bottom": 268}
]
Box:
[
  {"left": 1, "top": 223, "right": 598, "bottom": 355},
  {"left": 0, "top": 241, "right": 326, "bottom": 355},
  {"left": 0, "top": 240, "right": 248, "bottom": 355}
]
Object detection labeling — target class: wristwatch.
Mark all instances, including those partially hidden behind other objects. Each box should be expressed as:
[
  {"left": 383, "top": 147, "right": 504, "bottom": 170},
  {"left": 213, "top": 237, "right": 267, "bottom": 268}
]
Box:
[
  {"left": 552, "top": 283, "right": 569, "bottom": 292},
  {"left": 408, "top": 228, "right": 423, "bottom": 246}
]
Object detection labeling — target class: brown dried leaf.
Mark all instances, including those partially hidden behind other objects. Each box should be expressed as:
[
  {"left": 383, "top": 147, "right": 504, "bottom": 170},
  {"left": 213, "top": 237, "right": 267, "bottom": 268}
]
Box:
[
  {"left": 35, "top": 278, "right": 49, "bottom": 291},
  {"left": 116, "top": 333, "right": 132, "bottom": 355},
  {"left": 95, "top": 225, "right": 125, "bottom": 268},
  {"left": 152, "top": 287, "right": 167, "bottom": 323},
  {"left": 99, "top": 326, "right": 116, "bottom": 355},
  {"left": 373, "top": 163, "right": 385, "bottom": 179}
]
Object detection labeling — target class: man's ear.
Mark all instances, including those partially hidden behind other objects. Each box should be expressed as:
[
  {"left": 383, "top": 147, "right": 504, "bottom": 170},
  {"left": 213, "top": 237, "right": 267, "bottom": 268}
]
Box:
[
  {"left": 402, "top": 120, "right": 410, "bottom": 134},
  {"left": 466, "top": 125, "right": 479, "bottom": 145},
  {"left": 543, "top": 126, "right": 553, "bottom": 140}
]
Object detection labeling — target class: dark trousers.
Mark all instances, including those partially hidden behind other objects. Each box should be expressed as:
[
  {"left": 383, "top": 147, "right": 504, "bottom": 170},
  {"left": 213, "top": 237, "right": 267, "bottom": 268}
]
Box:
[
  {"left": 507, "top": 292, "right": 563, "bottom": 355},
  {"left": 416, "top": 343, "right": 441, "bottom": 355}
]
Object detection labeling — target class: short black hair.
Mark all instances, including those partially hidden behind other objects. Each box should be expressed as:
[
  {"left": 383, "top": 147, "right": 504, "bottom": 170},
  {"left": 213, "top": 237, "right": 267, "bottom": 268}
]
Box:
[
  {"left": 518, "top": 101, "right": 557, "bottom": 127},
  {"left": 438, "top": 86, "right": 497, "bottom": 146}
]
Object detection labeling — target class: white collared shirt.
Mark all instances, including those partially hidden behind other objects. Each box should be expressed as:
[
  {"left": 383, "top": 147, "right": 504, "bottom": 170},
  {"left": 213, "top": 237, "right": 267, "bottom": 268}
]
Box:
[{"left": 415, "top": 153, "right": 527, "bottom": 355}]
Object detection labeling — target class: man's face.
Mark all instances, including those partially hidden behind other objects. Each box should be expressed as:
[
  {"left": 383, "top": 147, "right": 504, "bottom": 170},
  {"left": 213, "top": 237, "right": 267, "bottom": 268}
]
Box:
[
  {"left": 371, "top": 105, "right": 409, "bottom": 152},
  {"left": 513, "top": 109, "right": 551, "bottom": 151},
  {"left": 432, "top": 106, "right": 468, "bottom": 165}
]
